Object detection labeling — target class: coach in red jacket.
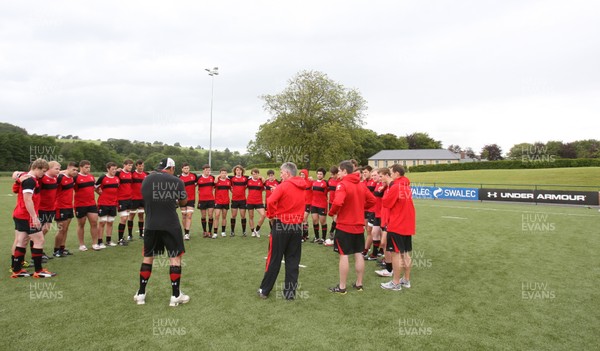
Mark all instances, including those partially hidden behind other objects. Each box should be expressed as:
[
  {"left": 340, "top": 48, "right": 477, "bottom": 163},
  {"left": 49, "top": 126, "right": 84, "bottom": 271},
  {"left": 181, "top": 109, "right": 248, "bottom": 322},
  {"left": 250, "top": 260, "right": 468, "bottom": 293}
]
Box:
[
  {"left": 258, "top": 162, "right": 306, "bottom": 300},
  {"left": 327, "top": 160, "right": 376, "bottom": 294},
  {"left": 380, "top": 164, "right": 415, "bottom": 291}
]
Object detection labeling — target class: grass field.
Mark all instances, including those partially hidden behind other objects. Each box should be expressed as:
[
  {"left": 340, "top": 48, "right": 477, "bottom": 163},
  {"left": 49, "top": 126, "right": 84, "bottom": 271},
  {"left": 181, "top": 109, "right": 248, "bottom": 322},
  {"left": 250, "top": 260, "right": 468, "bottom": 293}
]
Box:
[
  {"left": 406, "top": 167, "right": 600, "bottom": 190},
  {"left": 1, "top": 176, "right": 599, "bottom": 350}
]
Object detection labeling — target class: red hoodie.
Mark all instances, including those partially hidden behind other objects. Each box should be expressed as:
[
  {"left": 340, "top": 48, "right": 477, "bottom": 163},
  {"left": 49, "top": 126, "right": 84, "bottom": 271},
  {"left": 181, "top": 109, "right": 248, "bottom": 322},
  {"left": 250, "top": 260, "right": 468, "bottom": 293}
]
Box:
[
  {"left": 267, "top": 176, "right": 306, "bottom": 224},
  {"left": 382, "top": 176, "right": 415, "bottom": 235},
  {"left": 328, "top": 172, "right": 376, "bottom": 233}
]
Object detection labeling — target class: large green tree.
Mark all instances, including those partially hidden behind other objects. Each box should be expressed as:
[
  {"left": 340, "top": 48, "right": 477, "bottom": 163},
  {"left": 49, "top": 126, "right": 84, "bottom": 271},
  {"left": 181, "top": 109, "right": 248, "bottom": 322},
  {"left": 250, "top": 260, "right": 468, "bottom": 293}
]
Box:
[{"left": 250, "top": 70, "right": 367, "bottom": 169}]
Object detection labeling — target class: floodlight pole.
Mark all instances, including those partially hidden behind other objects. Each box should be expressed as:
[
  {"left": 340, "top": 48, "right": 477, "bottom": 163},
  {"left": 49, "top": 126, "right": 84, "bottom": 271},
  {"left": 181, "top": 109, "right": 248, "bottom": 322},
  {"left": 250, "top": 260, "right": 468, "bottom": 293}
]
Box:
[{"left": 205, "top": 67, "right": 219, "bottom": 168}]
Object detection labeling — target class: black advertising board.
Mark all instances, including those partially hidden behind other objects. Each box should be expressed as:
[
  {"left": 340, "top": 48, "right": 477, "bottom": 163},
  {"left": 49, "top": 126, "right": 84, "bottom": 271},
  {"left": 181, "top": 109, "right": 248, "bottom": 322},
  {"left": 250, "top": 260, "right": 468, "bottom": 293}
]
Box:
[{"left": 479, "top": 188, "right": 599, "bottom": 206}]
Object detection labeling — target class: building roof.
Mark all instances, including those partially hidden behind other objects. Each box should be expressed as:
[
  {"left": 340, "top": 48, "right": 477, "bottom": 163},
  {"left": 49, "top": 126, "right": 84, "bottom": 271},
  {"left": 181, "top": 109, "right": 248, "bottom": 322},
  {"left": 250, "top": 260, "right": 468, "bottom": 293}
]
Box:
[{"left": 369, "top": 149, "right": 461, "bottom": 160}]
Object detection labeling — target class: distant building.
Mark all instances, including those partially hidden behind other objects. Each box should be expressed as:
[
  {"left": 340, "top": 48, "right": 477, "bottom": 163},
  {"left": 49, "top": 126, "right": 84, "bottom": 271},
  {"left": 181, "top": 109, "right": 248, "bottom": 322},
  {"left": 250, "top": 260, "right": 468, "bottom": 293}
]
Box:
[{"left": 368, "top": 149, "right": 475, "bottom": 169}]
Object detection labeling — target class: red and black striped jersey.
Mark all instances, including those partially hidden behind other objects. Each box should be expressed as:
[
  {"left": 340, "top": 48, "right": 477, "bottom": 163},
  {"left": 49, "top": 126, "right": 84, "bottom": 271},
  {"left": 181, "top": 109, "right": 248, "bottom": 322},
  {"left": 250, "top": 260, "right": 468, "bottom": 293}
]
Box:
[
  {"left": 55, "top": 174, "right": 75, "bottom": 209},
  {"left": 13, "top": 176, "right": 40, "bottom": 220},
  {"left": 96, "top": 175, "right": 120, "bottom": 206},
  {"left": 246, "top": 177, "right": 264, "bottom": 205},
  {"left": 264, "top": 179, "right": 280, "bottom": 199},
  {"left": 373, "top": 181, "right": 387, "bottom": 218},
  {"left": 214, "top": 177, "right": 232, "bottom": 205},
  {"left": 304, "top": 179, "right": 313, "bottom": 205},
  {"left": 311, "top": 179, "right": 328, "bottom": 208},
  {"left": 74, "top": 173, "right": 96, "bottom": 207},
  {"left": 38, "top": 174, "right": 58, "bottom": 211},
  {"left": 197, "top": 175, "right": 215, "bottom": 201},
  {"left": 115, "top": 170, "right": 132, "bottom": 200},
  {"left": 131, "top": 170, "right": 148, "bottom": 200},
  {"left": 230, "top": 175, "right": 248, "bottom": 201},
  {"left": 327, "top": 177, "right": 339, "bottom": 204},
  {"left": 179, "top": 173, "right": 197, "bottom": 201}
]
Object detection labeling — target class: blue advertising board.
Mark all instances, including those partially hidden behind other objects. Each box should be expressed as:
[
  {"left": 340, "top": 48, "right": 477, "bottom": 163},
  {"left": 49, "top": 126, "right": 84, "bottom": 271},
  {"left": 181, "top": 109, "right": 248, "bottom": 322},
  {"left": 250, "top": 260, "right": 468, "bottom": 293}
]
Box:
[{"left": 411, "top": 186, "right": 479, "bottom": 201}]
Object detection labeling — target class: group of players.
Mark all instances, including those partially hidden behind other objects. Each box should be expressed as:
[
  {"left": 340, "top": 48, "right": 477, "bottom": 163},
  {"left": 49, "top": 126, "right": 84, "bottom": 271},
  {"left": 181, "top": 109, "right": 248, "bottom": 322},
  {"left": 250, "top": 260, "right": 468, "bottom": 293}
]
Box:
[{"left": 10, "top": 157, "right": 415, "bottom": 292}]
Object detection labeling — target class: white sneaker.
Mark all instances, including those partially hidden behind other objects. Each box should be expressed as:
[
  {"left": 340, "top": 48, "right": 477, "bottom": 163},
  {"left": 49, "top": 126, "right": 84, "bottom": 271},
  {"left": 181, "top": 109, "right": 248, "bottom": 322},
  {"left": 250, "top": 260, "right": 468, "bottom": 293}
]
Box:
[
  {"left": 212, "top": 233, "right": 218, "bottom": 239},
  {"left": 169, "top": 292, "right": 190, "bottom": 307},
  {"left": 323, "top": 239, "right": 334, "bottom": 247},
  {"left": 98, "top": 243, "right": 107, "bottom": 249},
  {"left": 183, "top": 234, "right": 190, "bottom": 241},
  {"left": 375, "top": 269, "right": 393, "bottom": 277},
  {"left": 221, "top": 232, "right": 226, "bottom": 237},
  {"left": 251, "top": 231, "right": 257, "bottom": 237},
  {"left": 255, "top": 231, "right": 260, "bottom": 238},
  {"left": 92, "top": 244, "right": 102, "bottom": 251},
  {"left": 133, "top": 293, "right": 146, "bottom": 305},
  {"left": 107, "top": 241, "right": 117, "bottom": 247},
  {"left": 381, "top": 280, "right": 401, "bottom": 291},
  {"left": 79, "top": 245, "right": 88, "bottom": 252},
  {"left": 400, "top": 278, "right": 411, "bottom": 288}
]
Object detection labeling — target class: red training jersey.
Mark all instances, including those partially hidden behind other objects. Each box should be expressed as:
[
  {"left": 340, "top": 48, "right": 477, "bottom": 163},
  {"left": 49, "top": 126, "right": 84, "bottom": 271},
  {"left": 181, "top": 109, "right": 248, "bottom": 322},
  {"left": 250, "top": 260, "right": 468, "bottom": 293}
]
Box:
[
  {"left": 96, "top": 174, "right": 120, "bottom": 206},
  {"left": 115, "top": 170, "right": 132, "bottom": 200},
  {"left": 131, "top": 171, "right": 148, "bottom": 200},
  {"left": 38, "top": 174, "right": 58, "bottom": 211},
  {"left": 264, "top": 179, "right": 280, "bottom": 199},
  {"left": 327, "top": 177, "right": 339, "bottom": 205},
  {"left": 373, "top": 181, "right": 387, "bottom": 218},
  {"left": 197, "top": 175, "right": 215, "bottom": 201},
  {"left": 214, "top": 177, "right": 232, "bottom": 205},
  {"left": 246, "top": 177, "right": 265, "bottom": 205},
  {"left": 311, "top": 179, "right": 328, "bottom": 209},
  {"left": 364, "top": 179, "right": 377, "bottom": 212},
  {"left": 74, "top": 173, "right": 97, "bottom": 207},
  {"left": 179, "top": 173, "right": 197, "bottom": 201},
  {"left": 230, "top": 175, "right": 248, "bottom": 201},
  {"left": 55, "top": 174, "right": 75, "bottom": 209},
  {"left": 13, "top": 176, "right": 41, "bottom": 221}
]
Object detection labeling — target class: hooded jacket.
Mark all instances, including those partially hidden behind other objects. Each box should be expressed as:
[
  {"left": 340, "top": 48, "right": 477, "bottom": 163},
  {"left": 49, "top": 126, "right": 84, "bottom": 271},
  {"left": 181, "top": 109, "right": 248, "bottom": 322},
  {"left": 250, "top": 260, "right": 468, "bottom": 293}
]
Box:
[
  {"left": 328, "top": 172, "right": 376, "bottom": 233},
  {"left": 382, "top": 176, "right": 415, "bottom": 235},
  {"left": 267, "top": 176, "right": 306, "bottom": 224}
]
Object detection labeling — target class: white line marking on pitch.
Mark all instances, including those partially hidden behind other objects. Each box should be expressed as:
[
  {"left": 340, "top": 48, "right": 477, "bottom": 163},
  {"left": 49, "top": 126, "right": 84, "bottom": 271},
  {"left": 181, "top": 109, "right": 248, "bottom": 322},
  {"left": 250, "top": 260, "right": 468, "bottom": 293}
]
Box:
[
  {"left": 441, "top": 216, "right": 468, "bottom": 220},
  {"left": 264, "top": 257, "right": 307, "bottom": 268}
]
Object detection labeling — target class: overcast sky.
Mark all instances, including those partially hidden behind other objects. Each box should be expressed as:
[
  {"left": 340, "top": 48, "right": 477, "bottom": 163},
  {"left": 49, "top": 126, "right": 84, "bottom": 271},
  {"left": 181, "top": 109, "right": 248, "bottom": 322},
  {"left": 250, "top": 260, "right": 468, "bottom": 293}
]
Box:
[{"left": 1, "top": 0, "right": 599, "bottom": 155}]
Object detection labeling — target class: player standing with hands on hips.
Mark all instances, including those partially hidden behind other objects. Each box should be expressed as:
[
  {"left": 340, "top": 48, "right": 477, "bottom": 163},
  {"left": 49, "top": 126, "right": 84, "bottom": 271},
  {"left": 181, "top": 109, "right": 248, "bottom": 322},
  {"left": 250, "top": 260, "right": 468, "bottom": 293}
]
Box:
[{"left": 134, "top": 158, "right": 190, "bottom": 307}]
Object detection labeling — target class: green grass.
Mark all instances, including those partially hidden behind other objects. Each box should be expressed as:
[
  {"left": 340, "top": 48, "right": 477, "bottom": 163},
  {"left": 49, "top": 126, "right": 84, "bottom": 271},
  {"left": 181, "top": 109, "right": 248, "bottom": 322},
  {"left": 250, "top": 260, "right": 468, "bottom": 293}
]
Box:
[
  {"left": 1, "top": 178, "right": 599, "bottom": 350},
  {"left": 407, "top": 167, "right": 600, "bottom": 190}
]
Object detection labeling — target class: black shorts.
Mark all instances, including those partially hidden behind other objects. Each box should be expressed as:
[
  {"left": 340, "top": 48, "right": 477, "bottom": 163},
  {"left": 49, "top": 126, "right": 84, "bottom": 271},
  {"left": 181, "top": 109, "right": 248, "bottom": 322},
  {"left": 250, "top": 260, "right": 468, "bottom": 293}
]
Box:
[
  {"left": 14, "top": 218, "right": 41, "bottom": 235},
  {"left": 304, "top": 204, "right": 311, "bottom": 213},
  {"left": 143, "top": 229, "right": 185, "bottom": 258},
  {"left": 246, "top": 203, "right": 265, "bottom": 210},
  {"left": 364, "top": 211, "right": 375, "bottom": 222},
  {"left": 38, "top": 210, "right": 56, "bottom": 225},
  {"left": 386, "top": 232, "right": 412, "bottom": 253},
  {"left": 231, "top": 200, "right": 247, "bottom": 209},
  {"left": 131, "top": 199, "right": 145, "bottom": 209},
  {"left": 118, "top": 199, "right": 133, "bottom": 212},
  {"left": 215, "top": 203, "right": 230, "bottom": 210},
  {"left": 373, "top": 217, "right": 381, "bottom": 227},
  {"left": 98, "top": 205, "right": 117, "bottom": 217},
  {"left": 197, "top": 200, "right": 215, "bottom": 210},
  {"left": 310, "top": 206, "right": 326, "bottom": 216},
  {"left": 181, "top": 199, "right": 195, "bottom": 208},
  {"left": 333, "top": 229, "right": 365, "bottom": 255},
  {"left": 55, "top": 208, "right": 74, "bottom": 222},
  {"left": 75, "top": 205, "right": 98, "bottom": 218}
]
